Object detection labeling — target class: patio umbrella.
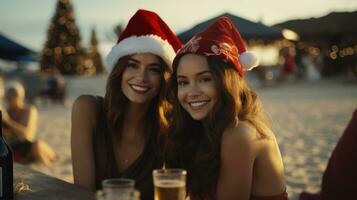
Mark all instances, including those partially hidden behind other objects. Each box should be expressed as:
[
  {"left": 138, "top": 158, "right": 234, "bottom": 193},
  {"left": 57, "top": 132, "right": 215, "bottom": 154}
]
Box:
[
  {"left": 178, "top": 12, "right": 284, "bottom": 43},
  {"left": 0, "top": 32, "right": 38, "bottom": 62}
]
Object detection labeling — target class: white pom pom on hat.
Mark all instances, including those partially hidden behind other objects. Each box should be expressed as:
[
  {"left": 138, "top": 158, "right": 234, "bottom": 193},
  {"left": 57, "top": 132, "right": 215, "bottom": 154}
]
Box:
[{"left": 239, "top": 51, "right": 259, "bottom": 71}]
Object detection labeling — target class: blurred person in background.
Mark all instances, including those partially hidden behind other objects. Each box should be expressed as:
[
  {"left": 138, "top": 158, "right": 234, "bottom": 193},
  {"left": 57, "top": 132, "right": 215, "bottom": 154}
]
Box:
[
  {"left": 2, "top": 81, "right": 56, "bottom": 165},
  {"left": 279, "top": 46, "right": 296, "bottom": 82},
  {"left": 40, "top": 72, "right": 68, "bottom": 105},
  {"left": 301, "top": 52, "right": 321, "bottom": 81}
]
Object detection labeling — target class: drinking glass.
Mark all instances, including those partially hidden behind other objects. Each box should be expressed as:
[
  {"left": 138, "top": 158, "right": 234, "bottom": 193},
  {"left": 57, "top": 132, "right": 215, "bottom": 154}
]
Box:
[
  {"left": 153, "top": 169, "right": 187, "bottom": 200},
  {"left": 96, "top": 178, "right": 137, "bottom": 200}
]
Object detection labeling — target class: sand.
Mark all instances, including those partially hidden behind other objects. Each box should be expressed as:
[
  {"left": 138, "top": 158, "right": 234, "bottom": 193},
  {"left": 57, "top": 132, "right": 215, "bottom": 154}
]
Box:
[{"left": 28, "top": 76, "right": 357, "bottom": 200}]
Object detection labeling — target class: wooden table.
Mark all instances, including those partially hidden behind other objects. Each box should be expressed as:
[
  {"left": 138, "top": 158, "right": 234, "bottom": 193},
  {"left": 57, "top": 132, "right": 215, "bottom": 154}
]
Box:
[{"left": 14, "top": 164, "right": 95, "bottom": 200}]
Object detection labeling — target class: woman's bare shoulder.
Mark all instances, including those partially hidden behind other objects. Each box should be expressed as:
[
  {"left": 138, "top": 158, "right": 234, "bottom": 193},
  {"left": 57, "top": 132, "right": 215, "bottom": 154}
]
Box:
[
  {"left": 220, "top": 121, "right": 259, "bottom": 158},
  {"left": 73, "top": 95, "right": 98, "bottom": 107},
  {"left": 72, "top": 95, "right": 100, "bottom": 125},
  {"left": 223, "top": 121, "right": 259, "bottom": 144},
  {"left": 24, "top": 104, "right": 38, "bottom": 115},
  {"left": 221, "top": 120, "right": 275, "bottom": 159}
]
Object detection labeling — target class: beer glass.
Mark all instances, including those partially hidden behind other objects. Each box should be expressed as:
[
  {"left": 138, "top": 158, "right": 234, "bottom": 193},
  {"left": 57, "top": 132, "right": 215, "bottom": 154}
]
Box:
[
  {"left": 97, "top": 178, "right": 137, "bottom": 200},
  {"left": 153, "top": 169, "right": 187, "bottom": 200}
]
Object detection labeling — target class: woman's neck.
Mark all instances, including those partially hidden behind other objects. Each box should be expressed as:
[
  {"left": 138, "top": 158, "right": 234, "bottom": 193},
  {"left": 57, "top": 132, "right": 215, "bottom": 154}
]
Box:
[
  {"left": 125, "top": 102, "right": 149, "bottom": 124},
  {"left": 121, "top": 102, "right": 150, "bottom": 139}
]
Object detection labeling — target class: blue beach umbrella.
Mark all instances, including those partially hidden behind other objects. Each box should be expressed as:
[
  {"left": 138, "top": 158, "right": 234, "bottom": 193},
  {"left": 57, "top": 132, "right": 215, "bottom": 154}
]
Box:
[{"left": 0, "top": 32, "right": 38, "bottom": 62}]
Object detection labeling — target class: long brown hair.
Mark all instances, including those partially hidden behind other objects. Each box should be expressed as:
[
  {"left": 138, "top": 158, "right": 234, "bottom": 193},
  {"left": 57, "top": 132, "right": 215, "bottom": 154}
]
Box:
[
  {"left": 104, "top": 54, "right": 171, "bottom": 152},
  {"left": 166, "top": 56, "right": 272, "bottom": 198}
]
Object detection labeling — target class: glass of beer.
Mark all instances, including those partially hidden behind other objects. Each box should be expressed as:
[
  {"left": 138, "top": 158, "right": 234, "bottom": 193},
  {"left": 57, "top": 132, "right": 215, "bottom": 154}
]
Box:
[
  {"left": 153, "top": 169, "right": 187, "bottom": 200},
  {"left": 98, "top": 178, "right": 136, "bottom": 200}
]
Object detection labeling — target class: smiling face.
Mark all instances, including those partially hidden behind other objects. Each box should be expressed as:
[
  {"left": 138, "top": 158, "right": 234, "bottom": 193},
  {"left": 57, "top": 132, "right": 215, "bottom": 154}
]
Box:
[
  {"left": 121, "top": 53, "right": 163, "bottom": 104},
  {"left": 176, "top": 54, "right": 218, "bottom": 121}
]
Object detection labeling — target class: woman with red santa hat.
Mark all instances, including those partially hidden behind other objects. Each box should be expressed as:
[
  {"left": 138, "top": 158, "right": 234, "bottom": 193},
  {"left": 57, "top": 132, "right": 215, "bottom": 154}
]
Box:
[
  {"left": 166, "top": 17, "right": 287, "bottom": 200},
  {"left": 71, "top": 9, "right": 181, "bottom": 200}
]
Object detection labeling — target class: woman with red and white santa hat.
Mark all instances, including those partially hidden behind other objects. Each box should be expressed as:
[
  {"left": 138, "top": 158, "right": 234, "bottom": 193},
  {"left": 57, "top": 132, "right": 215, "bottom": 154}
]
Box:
[
  {"left": 71, "top": 9, "right": 181, "bottom": 200},
  {"left": 166, "top": 17, "right": 288, "bottom": 200}
]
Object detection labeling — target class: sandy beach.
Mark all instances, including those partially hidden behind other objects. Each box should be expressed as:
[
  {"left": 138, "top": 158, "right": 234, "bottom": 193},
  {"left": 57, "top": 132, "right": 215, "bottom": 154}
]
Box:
[{"left": 28, "top": 76, "right": 357, "bottom": 200}]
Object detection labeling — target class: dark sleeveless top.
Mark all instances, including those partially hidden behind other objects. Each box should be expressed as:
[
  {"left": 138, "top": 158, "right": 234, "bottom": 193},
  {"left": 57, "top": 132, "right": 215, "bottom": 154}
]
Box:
[{"left": 93, "top": 96, "right": 163, "bottom": 200}]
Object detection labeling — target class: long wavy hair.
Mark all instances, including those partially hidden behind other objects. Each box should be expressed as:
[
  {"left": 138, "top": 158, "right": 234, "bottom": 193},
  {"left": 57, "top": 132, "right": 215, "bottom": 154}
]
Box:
[
  {"left": 166, "top": 56, "right": 272, "bottom": 198},
  {"left": 104, "top": 54, "right": 171, "bottom": 153}
]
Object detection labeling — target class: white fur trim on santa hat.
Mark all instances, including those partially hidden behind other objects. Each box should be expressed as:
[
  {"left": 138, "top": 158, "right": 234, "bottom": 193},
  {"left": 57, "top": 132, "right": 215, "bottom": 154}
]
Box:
[
  {"left": 239, "top": 51, "right": 259, "bottom": 71},
  {"left": 106, "top": 34, "right": 176, "bottom": 73}
]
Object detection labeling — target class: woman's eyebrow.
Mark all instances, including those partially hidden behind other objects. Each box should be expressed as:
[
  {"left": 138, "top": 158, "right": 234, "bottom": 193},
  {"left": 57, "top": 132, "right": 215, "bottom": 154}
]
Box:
[
  {"left": 128, "top": 58, "right": 161, "bottom": 66},
  {"left": 196, "top": 70, "right": 212, "bottom": 76},
  {"left": 177, "top": 70, "right": 212, "bottom": 78},
  {"left": 127, "top": 58, "right": 139, "bottom": 63},
  {"left": 177, "top": 74, "right": 187, "bottom": 79},
  {"left": 148, "top": 62, "right": 161, "bottom": 67}
]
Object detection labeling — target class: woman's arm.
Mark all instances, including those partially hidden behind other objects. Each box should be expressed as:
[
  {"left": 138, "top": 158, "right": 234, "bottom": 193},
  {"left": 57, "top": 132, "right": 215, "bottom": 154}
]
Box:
[
  {"left": 216, "top": 121, "right": 258, "bottom": 200},
  {"left": 71, "top": 95, "right": 97, "bottom": 190},
  {"left": 2, "top": 105, "right": 38, "bottom": 141}
]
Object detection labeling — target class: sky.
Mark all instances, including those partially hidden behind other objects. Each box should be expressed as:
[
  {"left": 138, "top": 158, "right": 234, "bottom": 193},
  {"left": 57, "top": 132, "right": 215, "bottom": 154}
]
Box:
[{"left": 1, "top": 0, "right": 357, "bottom": 56}]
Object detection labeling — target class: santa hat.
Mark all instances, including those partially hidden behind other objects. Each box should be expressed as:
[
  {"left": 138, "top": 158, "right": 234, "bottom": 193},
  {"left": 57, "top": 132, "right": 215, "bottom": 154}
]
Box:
[
  {"left": 174, "top": 17, "right": 259, "bottom": 77},
  {"left": 106, "top": 9, "right": 182, "bottom": 73}
]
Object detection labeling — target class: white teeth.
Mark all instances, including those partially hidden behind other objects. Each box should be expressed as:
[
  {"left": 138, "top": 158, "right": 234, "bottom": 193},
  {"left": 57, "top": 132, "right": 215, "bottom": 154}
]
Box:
[
  {"left": 189, "top": 101, "right": 208, "bottom": 107},
  {"left": 131, "top": 85, "right": 149, "bottom": 92}
]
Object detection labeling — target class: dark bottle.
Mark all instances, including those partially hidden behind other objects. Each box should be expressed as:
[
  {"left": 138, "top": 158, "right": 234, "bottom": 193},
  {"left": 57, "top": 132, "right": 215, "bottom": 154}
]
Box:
[{"left": 0, "top": 111, "right": 13, "bottom": 200}]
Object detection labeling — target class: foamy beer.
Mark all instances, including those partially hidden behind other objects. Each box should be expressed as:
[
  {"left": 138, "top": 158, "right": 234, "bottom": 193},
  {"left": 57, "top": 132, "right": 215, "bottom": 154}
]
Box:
[{"left": 153, "top": 169, "right": 187, "bottom": 200}]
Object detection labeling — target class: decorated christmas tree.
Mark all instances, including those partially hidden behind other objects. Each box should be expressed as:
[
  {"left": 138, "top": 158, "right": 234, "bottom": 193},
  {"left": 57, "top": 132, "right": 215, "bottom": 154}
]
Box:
[
  {"left": 40, "top": 0, "right": 84, "bottom": 75},
  {"left": 89, "top": 28, "right": 105, "bottom": 74}
]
